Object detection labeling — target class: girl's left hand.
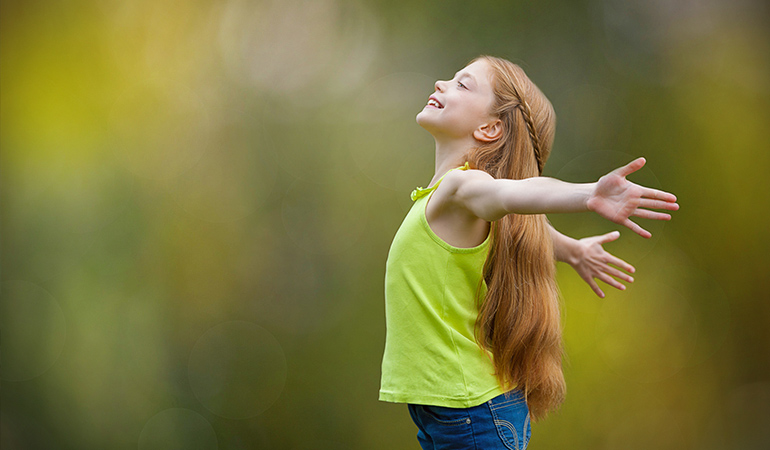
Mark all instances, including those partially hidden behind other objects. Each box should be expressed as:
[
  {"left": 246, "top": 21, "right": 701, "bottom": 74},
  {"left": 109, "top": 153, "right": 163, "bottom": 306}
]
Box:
[
  {"left": 587, "top": 157, "right": 679, "bottom": 238},
  {"left": 568, "top": 231, "right": 635, "bottom": 298}
]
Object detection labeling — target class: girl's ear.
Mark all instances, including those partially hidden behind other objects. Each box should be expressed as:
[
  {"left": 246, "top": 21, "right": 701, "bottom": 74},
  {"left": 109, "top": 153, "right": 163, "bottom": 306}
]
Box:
[{"left": 473, "top": 119, "right": 503, "bottom": 142}]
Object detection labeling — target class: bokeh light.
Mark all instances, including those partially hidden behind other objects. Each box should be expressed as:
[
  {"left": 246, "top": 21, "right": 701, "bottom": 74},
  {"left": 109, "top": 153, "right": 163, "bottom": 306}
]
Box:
[
  {"left": 138, "top": 408, "right": 218, "bottom": 450},
  {"left": 595, "top": 279, "right": 698, "bottom": 382},
  {"left": 188, "top": 321, "right": 287, "bottom": 419},
  {"left": 107, "top": 82, "right": 211, "bottom": 181},
  {"left": 2, "top": 0, "right": 768, "bottom": 448},
  {"left": 0, "top": 280, "right": 66, "bottom": 381},
  {"left": 344, "top": 72, "right": 436, "bottom": 191}
]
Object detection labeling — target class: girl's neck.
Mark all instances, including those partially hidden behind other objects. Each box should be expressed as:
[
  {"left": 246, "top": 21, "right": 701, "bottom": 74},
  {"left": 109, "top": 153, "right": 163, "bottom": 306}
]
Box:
[{"left": 430, "top": 135, "right": 477, "bottom": 186}]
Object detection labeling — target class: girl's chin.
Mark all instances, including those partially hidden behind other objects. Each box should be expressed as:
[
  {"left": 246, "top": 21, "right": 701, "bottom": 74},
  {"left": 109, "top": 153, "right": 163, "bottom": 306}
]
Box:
[
  {"left": 415, "top": 111, "right": 438, "bottom": 126},
  {"left": 415, "top": 115, "right": 435, "bottom": 132},
  {"left": 416, "top": 115, "right": 447, "bottom": 133}
]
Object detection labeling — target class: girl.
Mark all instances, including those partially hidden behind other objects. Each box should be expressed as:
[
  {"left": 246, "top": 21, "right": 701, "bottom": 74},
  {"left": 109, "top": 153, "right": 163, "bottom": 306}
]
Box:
[{"left": 379, "top": 55, "right": 678, "bottom": 449}]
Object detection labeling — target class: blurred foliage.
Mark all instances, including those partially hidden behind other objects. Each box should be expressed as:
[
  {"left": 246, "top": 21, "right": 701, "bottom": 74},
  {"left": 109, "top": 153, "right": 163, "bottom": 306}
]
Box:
[{"left": 2, "top": 0, "right": 769, "bottom": 448}]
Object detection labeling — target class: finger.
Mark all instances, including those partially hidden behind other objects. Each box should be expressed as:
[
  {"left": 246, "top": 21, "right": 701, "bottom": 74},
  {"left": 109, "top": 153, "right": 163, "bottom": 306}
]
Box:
[
  {"left": 598, "top": 230, "right": 621, "bottom": 244},
  {"left": 614, "top": 157, "right": 646, "bottom": 178},
  {"left": 588, "top": 279, "right": 605, "bottom": 298},
  {"left": 638, "top": 198, "right": 679, "bottom": 211},
  {"left": 623, "top": 218, "right": 651, "bottom": 238},
  {"left": 602, "top": 264, "right": 634, "bottom": 283},
  {"left": 641, "top": 187, "right": 678, "bottom": 204},
  {"left": 598, "top": 272, "right": 626, "bottom": 291},
  {"left": 607, "top": 254, "right": 635, "bottom": 274},
  {"left": 632, "top": 209, "right": 671, "bottom": 221}
]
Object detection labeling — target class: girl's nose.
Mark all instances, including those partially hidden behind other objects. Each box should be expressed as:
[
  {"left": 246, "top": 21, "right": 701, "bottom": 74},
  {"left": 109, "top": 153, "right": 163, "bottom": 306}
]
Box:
[{"left": 434, "top": 79, "right": 446, "bottom": 92}]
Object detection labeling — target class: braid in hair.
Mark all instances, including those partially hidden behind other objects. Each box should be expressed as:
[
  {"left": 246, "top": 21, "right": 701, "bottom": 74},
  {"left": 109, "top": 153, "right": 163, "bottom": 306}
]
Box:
[
  {"left": 508, "top": 83, "right": 544, "bottom": 175},
  {"left": 517, "top": 99, "right": 544, "bottom": 175}
]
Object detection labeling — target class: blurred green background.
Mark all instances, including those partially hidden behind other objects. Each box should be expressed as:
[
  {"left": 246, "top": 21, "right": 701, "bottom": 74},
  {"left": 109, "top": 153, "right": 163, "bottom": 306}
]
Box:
[{"left": 2, "top": 0, "right": 769, "bottom": 448}]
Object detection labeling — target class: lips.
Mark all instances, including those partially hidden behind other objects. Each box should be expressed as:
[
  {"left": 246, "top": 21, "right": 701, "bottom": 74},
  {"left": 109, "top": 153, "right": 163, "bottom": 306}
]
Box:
[{"left": 426, "top": 95, "right": 443, "bottom": 109}]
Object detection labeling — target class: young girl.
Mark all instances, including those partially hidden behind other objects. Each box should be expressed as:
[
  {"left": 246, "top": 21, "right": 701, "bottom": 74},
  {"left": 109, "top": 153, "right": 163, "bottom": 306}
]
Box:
[{"left": 379, "top": 55, "right": 678, "bottom": 449}]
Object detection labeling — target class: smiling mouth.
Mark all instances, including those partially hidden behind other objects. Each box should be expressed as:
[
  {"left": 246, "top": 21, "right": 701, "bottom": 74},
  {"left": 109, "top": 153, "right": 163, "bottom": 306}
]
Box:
[{"left": 426, "top": 98, "right": 443, "bottom": 109}]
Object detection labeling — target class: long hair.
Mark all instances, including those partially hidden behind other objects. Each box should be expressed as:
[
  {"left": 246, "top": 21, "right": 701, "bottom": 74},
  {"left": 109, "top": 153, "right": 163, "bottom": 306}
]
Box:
[{"left": 466, "top": 55, "right": 564, "bottom": 421}]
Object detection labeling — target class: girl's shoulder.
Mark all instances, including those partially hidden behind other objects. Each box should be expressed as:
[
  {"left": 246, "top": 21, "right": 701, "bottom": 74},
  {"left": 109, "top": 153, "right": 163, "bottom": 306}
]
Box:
[
  {"left": 438, "top": 167, "right": 495, "bottom": 197},
  {"left": 429, "top": 168, "right": 496, "bottom": 216}
]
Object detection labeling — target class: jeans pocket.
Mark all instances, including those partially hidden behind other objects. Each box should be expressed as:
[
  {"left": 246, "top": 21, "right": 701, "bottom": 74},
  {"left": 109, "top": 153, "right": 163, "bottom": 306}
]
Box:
[
  {"left": 417, "top": 405, "right": 475, "bottom": 449},
  {"left": 488, "top": 393, "right": 531, "bottom": 450},
  {"left": 420, "top": 405, "right": 473, "bottom": 426}
]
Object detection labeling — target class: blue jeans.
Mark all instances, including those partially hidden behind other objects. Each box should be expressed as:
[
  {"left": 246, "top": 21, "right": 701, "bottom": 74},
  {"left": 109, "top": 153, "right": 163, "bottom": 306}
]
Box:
[{"left": 407, "top": 390, "right": 531, "bottom": 450}]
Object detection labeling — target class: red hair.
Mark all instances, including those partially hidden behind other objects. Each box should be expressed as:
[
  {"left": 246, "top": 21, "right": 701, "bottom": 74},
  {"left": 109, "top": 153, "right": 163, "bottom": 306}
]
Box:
[{"left": 466, "top": 55, "right": 564, "bottom": 421}]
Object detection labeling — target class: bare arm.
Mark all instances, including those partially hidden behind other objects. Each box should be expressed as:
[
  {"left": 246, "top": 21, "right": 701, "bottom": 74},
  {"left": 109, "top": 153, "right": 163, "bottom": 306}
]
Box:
[
  {"left": 442, "top": 157, "right": 679, "bottom": 238},
  {"left": 444, "top": 169, "right": 594, "bottom": 221},
  {"left": 548, "top": 224, "right": 580, "bottom": 265}
]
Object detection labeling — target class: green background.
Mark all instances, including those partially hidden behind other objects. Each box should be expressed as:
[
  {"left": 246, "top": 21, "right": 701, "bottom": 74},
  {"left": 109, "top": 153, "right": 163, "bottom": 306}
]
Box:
[{"left": 2, "top": 0, "right": 769, "bottom": 448}]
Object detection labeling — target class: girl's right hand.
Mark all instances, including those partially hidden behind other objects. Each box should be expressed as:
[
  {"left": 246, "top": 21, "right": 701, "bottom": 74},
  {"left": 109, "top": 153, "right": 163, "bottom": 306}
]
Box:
[
  {"left": 568, "top": 231, "right": 635, "bottom": 298},
  {"left": 586, "top": 157, "right": 679, "bottom": 238}
]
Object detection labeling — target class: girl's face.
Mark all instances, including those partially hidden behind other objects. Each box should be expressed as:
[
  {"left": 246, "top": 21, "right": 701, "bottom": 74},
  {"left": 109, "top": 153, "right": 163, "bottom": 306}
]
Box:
[{"left": 416, "top": 59, "right": 498, "bottom": 140}]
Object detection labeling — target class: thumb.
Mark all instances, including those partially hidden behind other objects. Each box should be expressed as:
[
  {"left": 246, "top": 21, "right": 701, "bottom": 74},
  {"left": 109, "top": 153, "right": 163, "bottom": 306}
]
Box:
[
  {"left": 614, "top": 157, "right": 646, "bottom": 178},
  {"left": 598, "top": 230, "right": 621, "bottom": 244}
]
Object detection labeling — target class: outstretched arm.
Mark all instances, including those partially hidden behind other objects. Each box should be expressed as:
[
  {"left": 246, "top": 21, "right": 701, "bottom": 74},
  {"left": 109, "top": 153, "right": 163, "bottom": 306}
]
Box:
[
  {"left": 442, "top": 157, "right": 678, "bottom": 238},
  {"left": 548, "top": 225, "right": 635, "bottom": 298}
]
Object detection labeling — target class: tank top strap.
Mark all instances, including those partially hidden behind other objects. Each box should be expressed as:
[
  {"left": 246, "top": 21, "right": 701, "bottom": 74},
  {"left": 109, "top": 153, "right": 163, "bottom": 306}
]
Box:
[{"left": 410, "top": 162, "right": 470, "bottom": 202}]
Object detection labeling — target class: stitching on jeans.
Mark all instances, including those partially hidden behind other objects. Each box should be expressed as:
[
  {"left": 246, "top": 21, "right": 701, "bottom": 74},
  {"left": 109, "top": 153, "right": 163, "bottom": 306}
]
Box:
[
  {"left": 494, "top": 420, "right": 519, "bottom": 450},
  {"left": 421, "top": 405, "right": 471, "bottom": 426},
  {"left": 488, "top": 403, "right": 519, "bottom": 450},
  {"left": 523, "top": 412, "right": 530, "bottom": 449},
  {"left": 490, "top": 398, "right": 526, "bottom": 411},
  {"left": 491, "top": 392, "right": 525, "bottom": 408}
]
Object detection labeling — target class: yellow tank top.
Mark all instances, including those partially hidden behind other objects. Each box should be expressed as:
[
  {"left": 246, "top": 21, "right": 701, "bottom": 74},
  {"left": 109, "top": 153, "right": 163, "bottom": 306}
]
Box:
[{"left": 379, "top": 164, "right": 505, "bottom": 408}]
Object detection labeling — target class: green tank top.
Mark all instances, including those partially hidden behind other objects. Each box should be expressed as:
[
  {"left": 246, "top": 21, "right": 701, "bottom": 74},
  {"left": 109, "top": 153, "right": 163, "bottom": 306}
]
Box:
[{"left": 379, "top": 164, "right": 505, "bottom": 408}]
